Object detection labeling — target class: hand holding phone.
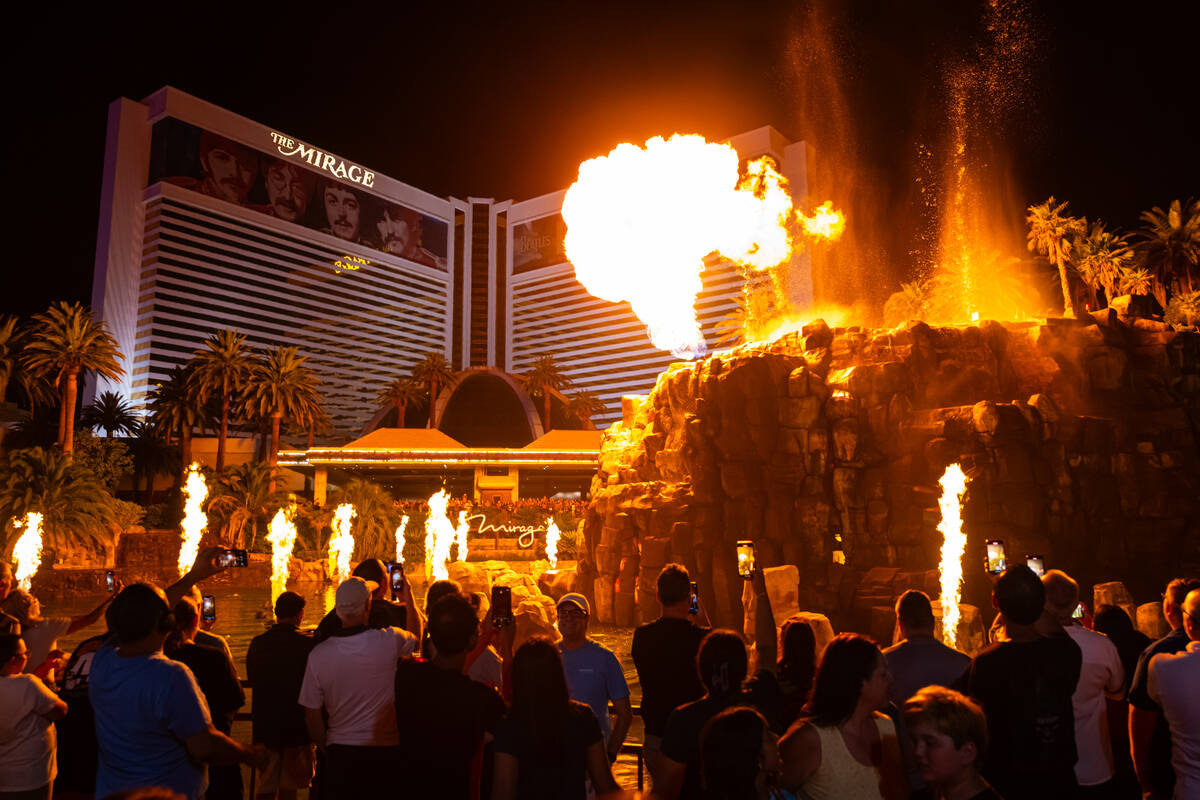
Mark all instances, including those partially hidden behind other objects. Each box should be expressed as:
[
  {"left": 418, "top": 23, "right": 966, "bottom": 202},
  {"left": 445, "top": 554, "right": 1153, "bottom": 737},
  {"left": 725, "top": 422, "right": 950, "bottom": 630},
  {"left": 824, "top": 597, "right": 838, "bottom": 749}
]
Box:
[
  {"left": 389, "top": 562, "right": 406, "bottom": 598},
  {"left": 736, "top": 540, "right": 756, "bottom": 580},
  {"left": 201, "top": 595, "right": 216, "bottom": 622},
  {"left": 984, "top": 540, "right": 1007, "bottom": 575},
  {"left": 1025, "top": 555, "right": 1045, "bottom": 577},
  {"left": 105, "top": 570, "right": 116, "bottom": 593},
  {"left": 688, "top": 581, "right": 699, "bottom": 615},
  {"left": 216, "top": 548, "right": 248, "bottom": 568},
  {"left": 491, "top": 585, "right": 513, "bottom": 627}
]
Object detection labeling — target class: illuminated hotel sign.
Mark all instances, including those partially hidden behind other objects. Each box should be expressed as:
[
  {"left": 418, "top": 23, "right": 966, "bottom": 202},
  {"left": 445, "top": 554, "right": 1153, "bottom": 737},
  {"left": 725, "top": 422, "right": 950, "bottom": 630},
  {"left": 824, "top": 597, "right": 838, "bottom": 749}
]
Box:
[
  {"left": 333, "top": 254, "right": 369, "bottom": 274},
  {"left": 466, "top": 513, "right": 546, "bottom": 549},
  {"left": 269, "top": 132, "right": 376, "bottom": 188}
]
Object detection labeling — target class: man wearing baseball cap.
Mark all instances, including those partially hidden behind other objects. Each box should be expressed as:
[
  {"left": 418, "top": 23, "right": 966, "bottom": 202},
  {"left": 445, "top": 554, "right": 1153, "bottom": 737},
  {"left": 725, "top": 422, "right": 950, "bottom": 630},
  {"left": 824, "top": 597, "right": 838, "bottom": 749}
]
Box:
[
  {"left": 298, "top": 577, "right": 418, "bottom": 800},
  {"left": 555, "top": 593, "right": 632, "bottom": 763}
]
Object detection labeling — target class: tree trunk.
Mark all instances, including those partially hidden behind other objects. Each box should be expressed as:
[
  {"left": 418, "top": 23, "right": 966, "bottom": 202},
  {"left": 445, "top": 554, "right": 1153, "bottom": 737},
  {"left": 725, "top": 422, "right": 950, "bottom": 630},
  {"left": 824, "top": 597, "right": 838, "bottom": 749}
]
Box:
[
  {"left": 57, "top": 383, "right": 67, "bottom": 449},
  {"left": 63, "top": 369, "right": 79, "bottom": 455},
  {"left": 307, "top": 426, "right": 315, "bottom": 449},
  {"left": 1057, "top": 260, "right": 1080, "bottom": 318},
  {"left": 428, "top": 378, "right": 439, "bottom": 428},
  {"left": 396, "top": 400, "right": 406, "bottom": 428},
  {"left": 544, "top": 392, "right": 552, "bottom": 432},
  {"left": 217, "top": 393, "right": 229, "bottom": 471},
  {"left": 268, "top": 413, "right": 281, "bottom": 494}
]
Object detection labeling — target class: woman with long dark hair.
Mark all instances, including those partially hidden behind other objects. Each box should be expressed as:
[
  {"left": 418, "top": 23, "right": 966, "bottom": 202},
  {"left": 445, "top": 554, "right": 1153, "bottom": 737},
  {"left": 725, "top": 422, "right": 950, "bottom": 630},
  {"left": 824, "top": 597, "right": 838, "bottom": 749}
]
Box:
[
  {"left": 700, "top": 706, "right": 786, "bottom": 800},
  {"left": 779, "top": 633, "right": 907, "bottom": 799},
  {"left": 491, "top": 637, "right": 617, "bottom": 800}
]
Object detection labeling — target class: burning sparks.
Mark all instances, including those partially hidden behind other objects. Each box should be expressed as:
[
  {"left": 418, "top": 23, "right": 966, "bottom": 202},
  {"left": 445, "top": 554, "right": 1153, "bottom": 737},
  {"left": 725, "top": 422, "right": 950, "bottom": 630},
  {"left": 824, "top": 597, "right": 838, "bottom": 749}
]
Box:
[
  {"left": 562, "top": 134, "right": 843, "bottom": 359},
  {"left": 937, "top": 464, "right": 969, "bottom": 648},
  {"left": 328, "top": 503, "right": 356, "bottom": 583},
  {"left": 396, "top": 514, "right": 409, "bottom": 564},
  {"left": 798, "top": 201, "right": 846, "bottom": 241},
  {"left": 424, "top": 489, "right": 456, "bottom": 580},
  {"left": 178, "top": 464, "right": 207, "bottom": 577},
  {"left": 12, "top": 512, "right": 43, "bottom": 590},
  {"left": 266, "top": 506, "right": 298, "bottom": 601},
  {"left": 544, "top": 517, "right": 560, "bottom": 568}
]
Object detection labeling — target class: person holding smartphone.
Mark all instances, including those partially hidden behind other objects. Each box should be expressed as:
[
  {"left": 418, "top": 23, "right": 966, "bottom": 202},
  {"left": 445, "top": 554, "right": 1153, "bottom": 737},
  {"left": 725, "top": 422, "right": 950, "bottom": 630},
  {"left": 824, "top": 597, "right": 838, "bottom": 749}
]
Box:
[{"left": 632, "top": 564, "right": 711, "bottom": 787}]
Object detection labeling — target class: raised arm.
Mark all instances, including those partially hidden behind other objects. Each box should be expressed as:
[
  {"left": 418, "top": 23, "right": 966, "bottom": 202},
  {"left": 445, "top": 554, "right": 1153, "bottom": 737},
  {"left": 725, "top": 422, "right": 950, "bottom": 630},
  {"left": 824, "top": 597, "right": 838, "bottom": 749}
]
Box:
[
  {"left": 165, "top": 547, "right": 227, "bottom": 609},
  {"left": 752, "top": 568, "right": 777, "bottom": 674},
  {"left": 67, "top": 593, "right": 116, "bottom": 635}
]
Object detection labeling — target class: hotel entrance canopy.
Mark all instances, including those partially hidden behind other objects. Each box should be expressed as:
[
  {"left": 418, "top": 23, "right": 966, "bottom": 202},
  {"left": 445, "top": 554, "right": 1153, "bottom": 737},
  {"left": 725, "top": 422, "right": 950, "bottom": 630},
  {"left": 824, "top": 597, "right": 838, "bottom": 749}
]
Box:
[{"left": 278, "top": 427, "right": 602, "bottom": 502}]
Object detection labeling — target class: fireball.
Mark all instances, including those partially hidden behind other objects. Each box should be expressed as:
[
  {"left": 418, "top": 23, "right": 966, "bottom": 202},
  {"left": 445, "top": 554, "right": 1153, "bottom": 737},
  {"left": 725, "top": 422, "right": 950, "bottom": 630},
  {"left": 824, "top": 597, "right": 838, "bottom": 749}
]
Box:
[
  {"left": 396, "top": 514, "right": 409, "bottom": 564},
  {"left": 178, "top": 464, "right": 207, "bottom": 577},
  {"left": 545, "top": 517, "right": 560, "bottom": 568},
  {"left": 266, "top": 506, "right": 298, "bottom": 601},
  {"left": 937, "top": 464, "right": 969, "bottom": 648},
  {"left": 424, "top": 490, "right": 456, "bottom": 581},
  {"left": 12, "top": 512, "right": 44, "bottom": 590},
  {"left": 798, "top": 201, "right": 846, "bottom": 241},
  {"left": 454, "top": 510, "right": 470, "bottom": 564},
  {"left": 328, "top": 503, "right": 356, "bottom": 583}
]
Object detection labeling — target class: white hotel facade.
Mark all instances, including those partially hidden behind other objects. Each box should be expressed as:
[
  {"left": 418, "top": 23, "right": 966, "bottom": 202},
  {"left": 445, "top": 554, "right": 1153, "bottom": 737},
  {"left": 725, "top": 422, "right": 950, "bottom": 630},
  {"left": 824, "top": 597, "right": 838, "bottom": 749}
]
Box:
[{"left": 93, "top": 87, "right": 811, "bottom": 437}]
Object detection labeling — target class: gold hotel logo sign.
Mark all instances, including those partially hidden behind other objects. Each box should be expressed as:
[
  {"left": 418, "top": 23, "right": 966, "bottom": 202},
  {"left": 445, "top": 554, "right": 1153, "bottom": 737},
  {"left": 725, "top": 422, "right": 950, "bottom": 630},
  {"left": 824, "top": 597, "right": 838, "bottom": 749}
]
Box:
[{"left": 269, "top": 132, "right": 376, "bottom": 188}]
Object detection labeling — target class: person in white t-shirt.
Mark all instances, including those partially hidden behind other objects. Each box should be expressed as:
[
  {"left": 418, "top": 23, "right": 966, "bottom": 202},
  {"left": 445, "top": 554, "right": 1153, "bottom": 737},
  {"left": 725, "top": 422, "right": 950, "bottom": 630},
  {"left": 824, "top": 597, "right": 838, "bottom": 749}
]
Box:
[
  {"left": 299, "top": 576, "right": 418, "bottom": 800},
  {"left": 1146, "top": 588, "right": 1200, "bottom": 800},
  {"left": 1042, "top": 570, "right": 1125, "bottom": 793},
  {"left": 0, "top": 633, "right": 69, "bottom": 800},
  {"left": 2, "top": 588, "right": 114, "bottom": 681}
]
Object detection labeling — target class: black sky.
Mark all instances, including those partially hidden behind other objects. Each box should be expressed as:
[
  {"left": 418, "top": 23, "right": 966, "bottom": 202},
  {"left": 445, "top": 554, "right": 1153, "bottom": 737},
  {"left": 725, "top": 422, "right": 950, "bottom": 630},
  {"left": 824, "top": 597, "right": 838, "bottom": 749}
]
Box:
[{"left": 3, "top": 0, "right": 1196, "bottom": 316}]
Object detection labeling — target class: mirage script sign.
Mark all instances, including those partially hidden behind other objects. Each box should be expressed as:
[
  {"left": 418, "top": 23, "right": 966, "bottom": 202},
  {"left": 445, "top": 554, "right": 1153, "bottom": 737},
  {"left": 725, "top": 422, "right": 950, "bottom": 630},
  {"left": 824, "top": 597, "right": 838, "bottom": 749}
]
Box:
[{"left": 465, "top": 514, "right": 546, "bottom": 549}]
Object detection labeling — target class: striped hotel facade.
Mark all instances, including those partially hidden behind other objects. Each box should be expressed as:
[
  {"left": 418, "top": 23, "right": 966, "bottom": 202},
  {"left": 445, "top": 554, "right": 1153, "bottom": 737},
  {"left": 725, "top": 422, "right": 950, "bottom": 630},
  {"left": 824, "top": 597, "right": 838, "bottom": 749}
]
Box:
[{"left": 93, "top": 87, "right": 811, "bottom": 436}]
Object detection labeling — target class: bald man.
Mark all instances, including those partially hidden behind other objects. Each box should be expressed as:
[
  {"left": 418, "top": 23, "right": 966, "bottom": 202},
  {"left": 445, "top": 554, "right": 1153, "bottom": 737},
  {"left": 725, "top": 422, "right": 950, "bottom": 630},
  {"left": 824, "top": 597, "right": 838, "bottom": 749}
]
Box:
[{"left": 1140, "top": 589, "right": 1200, "bottom": 799}]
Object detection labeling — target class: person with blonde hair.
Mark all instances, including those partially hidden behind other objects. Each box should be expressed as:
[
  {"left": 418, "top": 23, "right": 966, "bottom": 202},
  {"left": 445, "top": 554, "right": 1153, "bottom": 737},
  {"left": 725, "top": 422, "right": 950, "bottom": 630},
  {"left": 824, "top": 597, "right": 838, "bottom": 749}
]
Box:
[{"left": 903, "top": 686, "right": 1001, "bottom": 800}]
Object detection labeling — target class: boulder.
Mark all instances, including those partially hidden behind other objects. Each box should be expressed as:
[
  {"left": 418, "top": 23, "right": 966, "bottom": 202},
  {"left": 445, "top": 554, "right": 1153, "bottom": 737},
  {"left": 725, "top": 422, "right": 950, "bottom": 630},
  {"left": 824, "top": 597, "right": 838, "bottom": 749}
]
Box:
[
  {"left": 1093, "top": 581, "right": 1138, "bottom": 624},
  {"left": 537, "top": 567, "right": 577, "bottom": 601},
  {"left": 741, "top": 565, "right": 801, "bottom": 640},
  {"left": 1136, "top": 601, "right": 1168, "bottom": 640},
  {"left": 447, "top": 561, "right": 492, "bottom": 597},
  {"left": 514, "top": 597, "right": 560, "bottom": 650}
]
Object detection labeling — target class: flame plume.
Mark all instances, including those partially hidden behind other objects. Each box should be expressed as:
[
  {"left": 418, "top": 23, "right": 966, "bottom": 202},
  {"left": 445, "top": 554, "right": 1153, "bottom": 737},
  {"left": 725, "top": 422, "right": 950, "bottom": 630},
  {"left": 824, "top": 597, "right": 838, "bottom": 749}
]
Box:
[
  {"left": 328, "top": 503, "right": 356, "bottom": 583},
  {"left": 563, "top": 134, "right": 843, "bottom": 359},
  {"left": 396, "top": 514, "right": 409, "bottom": 564},
  {"left": 424, "top": 490, "right": 455, "bottom": 580},
  {"left": 178, "top": 464, "right": 207, "bottom": 577},
  {"left": 12, "top": 512, "right": 44, "bottom": 590},
  {"left": 454, "top": 510, "right": 470, "bottom": 564},
  {"left": 937, "top": 464, "right": 969, "bottom": 648},
  {"left": 266, "top": 506, "right": 298, "bottom": 601},
  {"left": 545, "top": 517, "right": 560, "bottom": 568},
  {"left": 798, "top": 201, "right": 846, "bottom": 241}
]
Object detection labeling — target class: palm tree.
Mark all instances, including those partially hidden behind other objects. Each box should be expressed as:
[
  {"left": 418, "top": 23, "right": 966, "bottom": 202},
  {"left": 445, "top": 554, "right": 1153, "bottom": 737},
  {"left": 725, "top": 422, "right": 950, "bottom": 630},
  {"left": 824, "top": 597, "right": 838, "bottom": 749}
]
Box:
[
  {"left": 411, "top": 352, "right": 456, "bottom": 428},
  {"left": 0, "top": 315, "right": 19, "bottom": 402},
  {"left": 22, "top": 301, "right": 124, "bottom": 455},
  {"left": 564, "top": 390, "right": 605, "bottom": 429},
  {"left": 243, "top": 346, "right": 321, "bottom": 488},
  {"left": 523, "top": 355, "right": 572, "bottom": 432},
  {"left": 329, "top": 477, "right": 399, "bottom": 561},
  {"left": 205, "top": 460, "right": 287, "bottom": 549},
  {"left": 0, "top": 446, "right": 120, "bottom": 561},
  {"left": 147, "top": 364, "right": 206, "bottom": 480},
  {"left": 191, "top": 330, "right": 255, "bottom": 471},
  {"left": 126, "top": 421, "right": 180, "bottom": 502},
  {"left": 1117, "top": 267, "right": 1153, "bottom": 296},
  {"left": 377, "top": 376, "right": 425, "bottom": 428},
  {"left": 80, "top": 390, "right": 138, "bottom": 438},
  {"left": 1027, "top": 197, "right": 1087, "bottom": 318},
  {"left": 1073, "top": 223, "right": 1134, "bottom": 308},
  {"left": 882, "top": 280, "right": 932, "bottom": 327},
  {"left": 1135, "top": 198, "right": 1200, "bottom": 303}
]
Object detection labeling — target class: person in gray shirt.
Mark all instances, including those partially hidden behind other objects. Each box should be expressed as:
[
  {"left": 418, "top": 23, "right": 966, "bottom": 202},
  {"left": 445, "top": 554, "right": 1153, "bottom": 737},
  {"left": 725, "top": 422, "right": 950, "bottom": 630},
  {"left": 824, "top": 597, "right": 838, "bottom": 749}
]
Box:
[{"left": 884, "top": 590, "right": 972, "bottom": 704}]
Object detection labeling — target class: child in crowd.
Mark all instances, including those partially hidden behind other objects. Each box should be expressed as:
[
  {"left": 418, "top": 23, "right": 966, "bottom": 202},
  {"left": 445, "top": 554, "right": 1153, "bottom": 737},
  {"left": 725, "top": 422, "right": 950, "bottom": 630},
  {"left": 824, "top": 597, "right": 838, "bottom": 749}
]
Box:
[{"left": 903, "top": 686, "right": 1002, "bottom": 800}]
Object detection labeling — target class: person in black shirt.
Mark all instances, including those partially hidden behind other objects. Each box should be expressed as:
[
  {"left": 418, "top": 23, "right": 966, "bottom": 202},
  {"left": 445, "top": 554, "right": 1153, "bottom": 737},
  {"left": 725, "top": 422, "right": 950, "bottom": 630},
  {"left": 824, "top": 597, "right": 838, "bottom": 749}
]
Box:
[
  {"left": 632, "top": 563, "right": 711, "bottom": 787},
  {"left": 700, "top": 706, "right": 784, "bottom": 800},
  {"left": 492, "top": 637, "right": 617, "bottom": 800},
  {"left": 166, "top": 596, "right": 246, "bottom": 800},
  {"left": 314, "top": 559, "right": 420, "bottom": 641},
  {"left": 245, "top": 591, "right": 315, "bottom": 800},
  {"left": 967, "top": 565, "right": 1081, "bottom": 800},
  {"left": 396, "top": 593, "right": 507, "bottom": 800}
]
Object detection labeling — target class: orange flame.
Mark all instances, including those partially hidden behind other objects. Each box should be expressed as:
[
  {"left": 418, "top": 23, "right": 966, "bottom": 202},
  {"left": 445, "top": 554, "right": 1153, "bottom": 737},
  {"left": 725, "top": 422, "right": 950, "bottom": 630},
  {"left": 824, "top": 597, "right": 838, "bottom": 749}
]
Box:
[
  {"left": 798, "top": 201, "right": 846, "bottom": 241},
  {"left": 396, "top": 514, "right": 409, "bottom": 564},
  {"left": 178, "top": 464, "right": 207, "bottom": 577},
  {"left": 425, "top": 490, "right": 455, "bottom": 580},
  {"left": 12, "top": 512, "right": 43, "bottom": 590},
  {"left": 545, "top": 517, "right": 560, "bottom": 568},
  {"left": 937, "top": 464, "right": 969, "bottom": 648},
  {"left": 328, "top": 503, "right": 356, "bottom": 583},
  {"left": 266, "top": 506, "right": 298, "bottom": 601},
  {"left": 563, "top": 134, "right": 842, "bottom": 358},
  {"left": 454, "top": 510, "right": 470, "bottom": 563}
]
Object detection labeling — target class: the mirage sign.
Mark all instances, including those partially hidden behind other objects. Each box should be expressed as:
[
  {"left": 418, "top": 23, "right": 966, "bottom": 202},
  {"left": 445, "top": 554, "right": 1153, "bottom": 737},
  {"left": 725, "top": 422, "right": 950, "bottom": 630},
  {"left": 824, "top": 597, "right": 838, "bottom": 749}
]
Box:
[{"left": 269, "top": 132, "right": 376, "bottom": 188}]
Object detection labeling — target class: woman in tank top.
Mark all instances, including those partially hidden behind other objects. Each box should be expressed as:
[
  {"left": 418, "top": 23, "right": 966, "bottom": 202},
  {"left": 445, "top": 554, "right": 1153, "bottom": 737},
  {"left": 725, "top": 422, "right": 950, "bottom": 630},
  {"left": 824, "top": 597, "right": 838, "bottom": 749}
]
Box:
[{"left": 779, "top": 633, "right": 908, "bottom": 800}]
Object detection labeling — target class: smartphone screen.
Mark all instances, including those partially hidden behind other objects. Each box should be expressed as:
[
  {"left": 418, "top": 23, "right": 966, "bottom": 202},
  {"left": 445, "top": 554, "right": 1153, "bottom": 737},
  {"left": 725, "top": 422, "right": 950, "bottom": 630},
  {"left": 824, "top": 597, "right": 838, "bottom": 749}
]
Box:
[
  {"left": 201, "top": 595, "right": 216, "bottom": 621},
  {"left": 1025, "top": 555, "right": 1045, "bottom": 577},
  {"left": 491, "top": 586, "right": 513, "bottom": 626},
  {"left": 105, "top": 570, "right": 115, "bottom": 593},
  {"left": 217, "top": 549, "right": 248, "bottom": 568},
  {"left": 985, "top": 540, "right": 1007, "bottom": 575},
  {"left": 736, "top": 540, "right": 756, "bottom": 579},
  {"left": 689, "top": 581, "right": 699, "bottom": 615},
  {"left": 389, "top": 563, "right": 405, "bottom": 595},
  {"left": 1072, "top": 602, "right": 1085, "bottom": 620}
]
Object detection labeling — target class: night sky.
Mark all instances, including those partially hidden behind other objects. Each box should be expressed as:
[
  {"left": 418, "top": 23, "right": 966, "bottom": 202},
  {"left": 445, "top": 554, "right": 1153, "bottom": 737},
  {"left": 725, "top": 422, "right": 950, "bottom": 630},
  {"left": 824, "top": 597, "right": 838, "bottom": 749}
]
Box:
[{"left": 3, "top": 0, "right": 1196, "bottom": 316}]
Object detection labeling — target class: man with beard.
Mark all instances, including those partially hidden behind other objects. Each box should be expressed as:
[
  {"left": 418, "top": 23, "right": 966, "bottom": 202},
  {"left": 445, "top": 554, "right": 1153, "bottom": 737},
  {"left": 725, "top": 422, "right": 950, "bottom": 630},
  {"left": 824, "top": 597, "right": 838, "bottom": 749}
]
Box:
[
  {"left": 195, "top": 132, "right": 256, "bottom": 206},
  {"left": 253, "top": 157, "right": 313, "bottom": 222},
  {"left": 320, "top": 180, "right": 370, "bottom": 245},
  {"left": 377, "top": 206, "right": 446, "bottom": 268}
]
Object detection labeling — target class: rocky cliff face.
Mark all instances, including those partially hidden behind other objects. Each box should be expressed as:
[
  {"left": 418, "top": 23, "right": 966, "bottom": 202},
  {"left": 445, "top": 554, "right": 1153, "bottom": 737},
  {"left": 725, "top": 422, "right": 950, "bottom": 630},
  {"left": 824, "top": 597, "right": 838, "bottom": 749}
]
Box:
[{"left": 580, "top": 312, "right": 1200, "bottom": 638}]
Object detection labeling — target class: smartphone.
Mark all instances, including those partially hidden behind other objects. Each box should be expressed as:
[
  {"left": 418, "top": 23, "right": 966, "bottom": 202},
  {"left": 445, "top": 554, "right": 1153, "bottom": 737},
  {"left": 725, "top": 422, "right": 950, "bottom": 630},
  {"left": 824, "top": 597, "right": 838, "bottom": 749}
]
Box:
[
  {"left": 689, "top": 581, "right": 699, "bottom": 615},
  {"left": 736, "top": 540, "right": 756, "bottom": 579},
  {"left": 216, "top": 548, "right": 248, "bottom": 568},
  {"left": 1025, "top": 555, "right": 1045, "bottom": 577},
  {"left": 491, "top": 585, "right": 513, "bottom": 627},
  {"left": 389, "top": 562, "right": 406, "bottom": 597},
  {"left": 1072, "top": 601, "right": 1085, "bottom": 620},
  {"left": 105, "top": 570, "right": 116, "bottom": 593},
  {"left": 984, "top": 540, "right": 1007, "bottom": 575},
  {"left": 201, "top": 595, "right": 216, "bottom": 622}
]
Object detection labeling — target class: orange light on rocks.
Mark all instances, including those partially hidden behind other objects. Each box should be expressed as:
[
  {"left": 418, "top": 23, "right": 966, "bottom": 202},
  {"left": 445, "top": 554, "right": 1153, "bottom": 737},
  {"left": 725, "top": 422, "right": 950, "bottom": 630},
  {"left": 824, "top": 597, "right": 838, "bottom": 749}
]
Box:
[{"left": 937, "top": 464, "right": 969, "bottom": 648}]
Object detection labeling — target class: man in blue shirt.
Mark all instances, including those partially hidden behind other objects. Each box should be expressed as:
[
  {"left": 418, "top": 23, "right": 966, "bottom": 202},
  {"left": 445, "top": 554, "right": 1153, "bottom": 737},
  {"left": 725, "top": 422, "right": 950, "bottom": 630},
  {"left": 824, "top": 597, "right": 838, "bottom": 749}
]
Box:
[
  {"left": 89, "top": 548, "right": 261, "bottom": 800},
  {"left": 555, "top": 593, "right": 632, "bottom": 762}
]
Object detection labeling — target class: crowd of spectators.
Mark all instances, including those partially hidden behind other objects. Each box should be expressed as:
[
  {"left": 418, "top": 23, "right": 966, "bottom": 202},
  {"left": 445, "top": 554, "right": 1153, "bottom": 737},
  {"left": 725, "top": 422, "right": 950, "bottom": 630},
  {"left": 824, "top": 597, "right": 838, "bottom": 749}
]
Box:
[{"left": 1, "top": 551, "right": 1198, "bottom": 800}]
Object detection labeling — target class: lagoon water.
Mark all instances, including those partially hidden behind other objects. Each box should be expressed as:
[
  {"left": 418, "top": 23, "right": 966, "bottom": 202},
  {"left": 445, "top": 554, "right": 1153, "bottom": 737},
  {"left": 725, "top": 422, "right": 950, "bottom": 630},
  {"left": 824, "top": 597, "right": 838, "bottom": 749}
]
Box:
[{"left": 48, "top": 586, "right": 646, "bottom": 792}]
